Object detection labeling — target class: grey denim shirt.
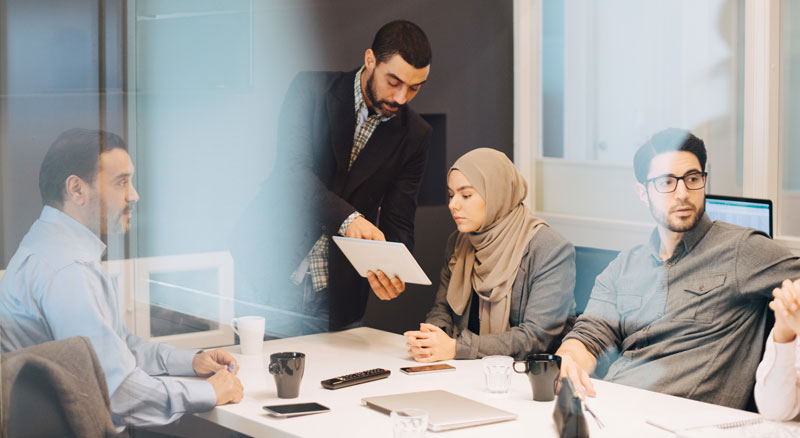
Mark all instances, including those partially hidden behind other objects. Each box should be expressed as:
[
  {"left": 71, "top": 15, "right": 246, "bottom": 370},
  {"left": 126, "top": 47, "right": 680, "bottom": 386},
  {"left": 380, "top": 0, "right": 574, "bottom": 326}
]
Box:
[
  {"left": 565, "top": 214, "right": 800, "bottom": 409},
  {"left": 425, "top": 226, "right": 576, "bottom": 360}
]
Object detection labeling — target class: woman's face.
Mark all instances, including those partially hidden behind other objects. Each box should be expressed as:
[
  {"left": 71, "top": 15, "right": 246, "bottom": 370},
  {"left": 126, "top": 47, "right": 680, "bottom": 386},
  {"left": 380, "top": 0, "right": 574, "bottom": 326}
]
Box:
[{"left": 448, "top": 170, "right": 486, "bottom": 233}]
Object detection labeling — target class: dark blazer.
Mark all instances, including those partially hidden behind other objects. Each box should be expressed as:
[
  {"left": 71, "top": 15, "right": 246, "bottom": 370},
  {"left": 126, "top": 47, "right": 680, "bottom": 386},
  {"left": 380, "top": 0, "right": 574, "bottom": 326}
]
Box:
[{"left": 236, "top": 69, "right": 431, "bottom": 329}]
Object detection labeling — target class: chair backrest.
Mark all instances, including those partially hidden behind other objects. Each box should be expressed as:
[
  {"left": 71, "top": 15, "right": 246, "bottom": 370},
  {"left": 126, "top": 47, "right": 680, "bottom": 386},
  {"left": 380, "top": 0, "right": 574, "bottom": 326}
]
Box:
[
  {"left": 3, "top": 337, "right": 116, "bottom": 438},
  {"left": 8, "top": 363, "right": 73, "bottom": 436},
  {"left": 574, "top": 246, "right": 619, "bottom": 315}
]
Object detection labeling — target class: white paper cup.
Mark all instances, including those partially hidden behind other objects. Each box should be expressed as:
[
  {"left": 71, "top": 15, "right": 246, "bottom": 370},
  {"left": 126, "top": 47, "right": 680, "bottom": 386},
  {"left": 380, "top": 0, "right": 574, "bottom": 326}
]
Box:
[{"left": 231, "top": 316, "right": 265, "bottom": 355}]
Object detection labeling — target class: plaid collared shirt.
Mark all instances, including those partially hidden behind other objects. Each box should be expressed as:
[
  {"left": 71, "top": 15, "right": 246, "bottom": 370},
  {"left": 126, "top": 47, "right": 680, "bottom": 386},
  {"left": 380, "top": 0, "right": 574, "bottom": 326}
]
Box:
[{"left": 300, "top": 67, "right": 394, "bottom": 292}]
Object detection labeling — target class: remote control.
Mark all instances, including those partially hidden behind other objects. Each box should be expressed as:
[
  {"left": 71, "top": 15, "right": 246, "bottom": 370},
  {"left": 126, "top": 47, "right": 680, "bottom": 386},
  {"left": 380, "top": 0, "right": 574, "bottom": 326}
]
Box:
[{"left": 321, "top": 368, "right": 391, "bottom": 389}]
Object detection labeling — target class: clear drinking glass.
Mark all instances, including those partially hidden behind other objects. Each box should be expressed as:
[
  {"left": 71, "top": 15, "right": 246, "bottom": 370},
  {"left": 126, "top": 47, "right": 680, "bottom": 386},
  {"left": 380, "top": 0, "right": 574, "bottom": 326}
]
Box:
[
  {"left": 391, "top": 408, "right": 428, "bottom": 438},
  {"left": 483, "top": 355, "right": 513, "bottom": 393}
]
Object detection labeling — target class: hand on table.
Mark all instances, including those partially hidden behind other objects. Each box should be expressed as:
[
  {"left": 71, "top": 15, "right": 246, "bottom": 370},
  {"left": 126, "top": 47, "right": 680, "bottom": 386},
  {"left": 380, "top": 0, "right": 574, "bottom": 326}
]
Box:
[
  {"left": 193, "top": 349, "right": 239, "bottom": 376},
  {"left": 345, "top": 216, "right": 385, "bottom": 241},
  {"left": 403, "top": 323, "right": 456, "bottom": 362},
  {"left": 367, "top": 270, "right": 405, "bottom": 300},
  {"left": 207, "top": 369, "right": 244, "bottom": 405},
  {"left": 770, "top": 278, "right": 800, "bottom": 343},
  {"left": 557, "top": 354, "right": 596, "bottom": 399}
]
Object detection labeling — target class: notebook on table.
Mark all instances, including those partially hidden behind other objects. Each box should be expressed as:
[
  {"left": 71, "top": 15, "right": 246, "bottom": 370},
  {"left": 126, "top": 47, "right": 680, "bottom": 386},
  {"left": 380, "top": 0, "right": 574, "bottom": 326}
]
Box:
[
  {"left": 646, "top": 404, "right": 800, "bottom": 437},
  {"left": 675, "top": 421, "right": 800, "bottom": 438},
  {"left": 644, "top": 409, "right": 800, "bottom": 438},
  {"left": 646, "top": 410, "right": 763, "bottom": 433},
  {"left": 362, "top": 390, "right": 518, "bottom": 432}
]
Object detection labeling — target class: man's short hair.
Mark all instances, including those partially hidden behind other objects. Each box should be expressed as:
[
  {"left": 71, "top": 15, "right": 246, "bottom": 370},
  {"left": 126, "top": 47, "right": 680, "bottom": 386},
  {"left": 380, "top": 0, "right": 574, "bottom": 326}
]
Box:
[
  {"left": 633, "top": 128, "right": 707, "bottom": 183},
  {"left": 371, "top": 20, "right": 432, "bottom": 69},
  {"left": 39, "top": 128, "right": 128, "bottom": 207}
]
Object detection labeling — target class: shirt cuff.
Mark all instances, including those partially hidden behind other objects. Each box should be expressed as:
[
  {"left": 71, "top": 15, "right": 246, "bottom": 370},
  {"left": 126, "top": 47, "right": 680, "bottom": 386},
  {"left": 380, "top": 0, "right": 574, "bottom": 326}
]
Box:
[
  {"left": 770, "top": 334, "right": 798, "bottom": 370},
  {"left": 338, "top": 211, "right": 363, "bottom": 236},
  {"left": 455, "top": 330, "right": 480, "bottom": 359},
  {"left": 166, "top": 348, "right": 202, "bottom": 376},
  {"left": 168, "top": 379, "right": 217, "bottom": 414},
  {"left": 562, "top": 331, "right": 603, "bottom": 360}
]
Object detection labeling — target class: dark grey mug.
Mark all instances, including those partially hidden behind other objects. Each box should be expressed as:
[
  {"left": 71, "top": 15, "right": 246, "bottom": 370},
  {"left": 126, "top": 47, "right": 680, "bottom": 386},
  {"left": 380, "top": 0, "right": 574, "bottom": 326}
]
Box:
[
  {"left": 268, "top": 352, "right": 305, "bottom": 398},
  {"left": 513, "top": 354, "right": 561, "bottom": 401}
]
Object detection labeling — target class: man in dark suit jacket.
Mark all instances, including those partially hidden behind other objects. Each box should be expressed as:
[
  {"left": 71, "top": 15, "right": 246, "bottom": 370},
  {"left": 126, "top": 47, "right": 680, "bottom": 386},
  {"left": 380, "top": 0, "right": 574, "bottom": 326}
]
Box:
[{"left": 233, "top": 20, "right": 432, "bottom": 336}]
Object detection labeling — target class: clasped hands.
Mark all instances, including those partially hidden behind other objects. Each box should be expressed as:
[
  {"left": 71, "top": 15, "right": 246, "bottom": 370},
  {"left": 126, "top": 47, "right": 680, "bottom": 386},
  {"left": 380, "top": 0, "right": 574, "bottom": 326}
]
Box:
[
  {"left": 345, "top": 216, "right": 406, "bottom": 300},
  {"left": 193, "top": 349, "right": 244, "bottom": 405},
  {"left": 771, "top": 278, "right": 800, "bottom": 343},
  {"left": 404, "top": 323, "right": 456, "bottom": 362}
]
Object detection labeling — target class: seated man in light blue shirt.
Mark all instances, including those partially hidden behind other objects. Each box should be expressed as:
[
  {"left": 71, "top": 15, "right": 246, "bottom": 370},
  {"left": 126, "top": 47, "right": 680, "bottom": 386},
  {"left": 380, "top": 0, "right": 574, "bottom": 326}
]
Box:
[{"left": 0, "top": 128, "right": 243, "bottom": 428}]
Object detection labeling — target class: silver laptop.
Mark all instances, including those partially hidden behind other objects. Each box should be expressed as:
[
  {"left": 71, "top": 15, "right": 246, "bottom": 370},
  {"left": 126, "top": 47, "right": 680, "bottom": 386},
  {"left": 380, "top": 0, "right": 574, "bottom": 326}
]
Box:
[{"left": 362, "top": 390, "right": 518, "bottom": 432}]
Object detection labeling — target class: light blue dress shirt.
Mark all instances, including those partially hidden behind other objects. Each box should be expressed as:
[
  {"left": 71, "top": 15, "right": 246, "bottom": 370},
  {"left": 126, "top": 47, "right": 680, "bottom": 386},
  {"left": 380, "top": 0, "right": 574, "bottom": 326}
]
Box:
[{"left": 0, "top": 206, "right": 216, "bottom": 427}]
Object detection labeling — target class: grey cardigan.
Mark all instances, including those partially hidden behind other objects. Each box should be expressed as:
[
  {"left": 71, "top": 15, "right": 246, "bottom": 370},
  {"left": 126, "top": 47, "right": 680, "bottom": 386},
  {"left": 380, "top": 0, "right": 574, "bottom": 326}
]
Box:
[{"left": 425, "top": 226, "right": 576, "bottom": 360}]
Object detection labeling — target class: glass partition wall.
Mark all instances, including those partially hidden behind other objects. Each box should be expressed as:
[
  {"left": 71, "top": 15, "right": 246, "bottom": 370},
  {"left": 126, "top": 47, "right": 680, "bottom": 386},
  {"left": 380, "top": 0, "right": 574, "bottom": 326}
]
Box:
[
  {"left": 779, "top": 0, "right": 800, "bottom": 239},
  {"left": 1, "top": 0, "right": 796, "bottom": 348},
  {"left": 534, "top": 0, "right": 745, "bottom": 249},
  {"left": 516, "top": 0, "right": 799, "bottom": 252},
  {"left": 0, "top": 0, "right": 515, "bottom": 345}
]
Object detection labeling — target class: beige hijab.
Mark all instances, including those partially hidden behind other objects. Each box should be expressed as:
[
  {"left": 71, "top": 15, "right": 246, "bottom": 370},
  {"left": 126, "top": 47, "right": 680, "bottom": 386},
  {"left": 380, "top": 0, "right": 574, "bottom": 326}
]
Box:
[{"left": 446, "top": 148, "right": 547, "bottom": 335}]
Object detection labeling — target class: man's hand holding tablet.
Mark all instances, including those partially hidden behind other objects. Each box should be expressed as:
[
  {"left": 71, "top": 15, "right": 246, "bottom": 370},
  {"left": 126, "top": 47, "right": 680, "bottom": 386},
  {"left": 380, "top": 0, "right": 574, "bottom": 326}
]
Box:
[
  {"left": 366, "top": 270, "right": 406, "bottom": 300},
  {"left": 343, "top": 217, "right": 407, "bottom": 300},
  {"left": 345, "top": 216, "right": 386, "bottom": 241},
  {"left": 332, "top": 234, "right": 431, "bottom": 301}
]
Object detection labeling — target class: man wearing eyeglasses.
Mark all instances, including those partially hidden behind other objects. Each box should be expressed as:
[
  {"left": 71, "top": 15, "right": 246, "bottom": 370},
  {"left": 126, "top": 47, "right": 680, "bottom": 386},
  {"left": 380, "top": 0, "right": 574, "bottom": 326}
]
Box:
[{"left": 556, "top": 128, "right": 800, "bottom": 409}]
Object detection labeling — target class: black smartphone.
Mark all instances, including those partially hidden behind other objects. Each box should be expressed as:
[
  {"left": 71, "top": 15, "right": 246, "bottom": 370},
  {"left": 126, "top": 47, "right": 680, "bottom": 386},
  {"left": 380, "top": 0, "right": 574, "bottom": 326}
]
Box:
[
  {"left": 399, "top": 363, "right": 456, "bottom": 374},
  {"left": 262, "top": 402, "right": 331, "bottom": 418}
]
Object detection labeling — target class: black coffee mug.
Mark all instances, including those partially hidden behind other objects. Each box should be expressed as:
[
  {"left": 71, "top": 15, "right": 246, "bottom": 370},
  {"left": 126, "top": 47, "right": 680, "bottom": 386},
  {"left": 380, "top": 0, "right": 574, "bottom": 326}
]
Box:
[
  {"left": 268, "top": 352, "right": 305, "bottom": 398},
  {"left": 513, "top": 354, "right": 562, "bottom": 401}
]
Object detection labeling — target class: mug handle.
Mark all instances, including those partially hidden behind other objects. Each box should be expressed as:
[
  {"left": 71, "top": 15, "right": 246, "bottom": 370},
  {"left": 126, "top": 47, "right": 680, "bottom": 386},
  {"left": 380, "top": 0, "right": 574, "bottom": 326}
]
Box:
[
  {"left": 230, "top": 318, "right": 240, "bottom": 336},
  {"left": 512, "top": 361, "right": 529, "bottom": 374},
  {"left": 268, "top": 361, "right": 281, "bottom": 375}
]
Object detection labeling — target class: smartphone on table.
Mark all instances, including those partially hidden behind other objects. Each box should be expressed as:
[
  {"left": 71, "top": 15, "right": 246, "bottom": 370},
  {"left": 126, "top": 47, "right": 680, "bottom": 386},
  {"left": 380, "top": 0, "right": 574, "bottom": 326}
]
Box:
[
  {"left": 399, "top": 363, "right": 456, "bottom": 375},
  {"left": 262, "top": 402, "right": 331, "bottom": 418}
]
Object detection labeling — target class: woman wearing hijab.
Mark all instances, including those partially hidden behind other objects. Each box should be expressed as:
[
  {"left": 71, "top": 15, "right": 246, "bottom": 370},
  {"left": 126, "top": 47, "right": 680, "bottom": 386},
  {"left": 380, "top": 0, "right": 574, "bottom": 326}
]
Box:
[{"left": 404, "top": 148, "right": 576, "bottom": 361}]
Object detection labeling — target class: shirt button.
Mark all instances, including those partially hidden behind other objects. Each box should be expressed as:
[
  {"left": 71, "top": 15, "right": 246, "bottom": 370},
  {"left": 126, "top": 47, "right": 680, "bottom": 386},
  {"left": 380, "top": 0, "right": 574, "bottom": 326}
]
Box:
[
  {"left": 699, "top": 285, "right": 705, "bottom": 291},
  {"left": 642, "top": 326, "right": 649, "bottom": 332}
]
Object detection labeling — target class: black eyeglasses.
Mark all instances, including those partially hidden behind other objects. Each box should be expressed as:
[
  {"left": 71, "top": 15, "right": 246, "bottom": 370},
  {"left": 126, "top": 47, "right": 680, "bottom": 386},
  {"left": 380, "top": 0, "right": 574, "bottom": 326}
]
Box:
[{"left": 646, "top": 172, "right": 707, "bottom": 193}]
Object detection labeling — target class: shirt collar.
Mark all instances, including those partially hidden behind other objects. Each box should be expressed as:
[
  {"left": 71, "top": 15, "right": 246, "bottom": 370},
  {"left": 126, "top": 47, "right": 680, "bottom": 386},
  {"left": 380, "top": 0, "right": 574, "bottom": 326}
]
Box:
[
  {"left": 647, "top": 213, "right": 713, "bottom": 263},
  {"left": 354, "top": 66, "right": 393, "bottom": 122},
  {"left": 39, "top": 205, "right": 107, "bottom": 262}
]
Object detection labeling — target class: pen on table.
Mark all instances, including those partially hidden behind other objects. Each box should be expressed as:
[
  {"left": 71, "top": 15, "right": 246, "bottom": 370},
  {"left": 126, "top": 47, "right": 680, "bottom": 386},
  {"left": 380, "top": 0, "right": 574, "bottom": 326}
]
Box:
[{"left": 584, "top": 401, "right": 605, "bottom": 429}]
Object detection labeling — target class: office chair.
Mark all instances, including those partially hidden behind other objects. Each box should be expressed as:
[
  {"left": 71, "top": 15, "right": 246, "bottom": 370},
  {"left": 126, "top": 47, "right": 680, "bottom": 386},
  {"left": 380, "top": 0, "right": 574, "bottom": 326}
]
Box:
[{"left": 1, "top": 337, "right": 117, "bottom": 438}]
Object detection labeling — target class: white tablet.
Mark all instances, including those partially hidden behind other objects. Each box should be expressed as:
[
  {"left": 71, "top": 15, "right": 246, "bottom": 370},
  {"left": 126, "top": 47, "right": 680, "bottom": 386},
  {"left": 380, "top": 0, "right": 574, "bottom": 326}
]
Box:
[{"left": 332, "top": 236, "right": 432, "bottom": 285}]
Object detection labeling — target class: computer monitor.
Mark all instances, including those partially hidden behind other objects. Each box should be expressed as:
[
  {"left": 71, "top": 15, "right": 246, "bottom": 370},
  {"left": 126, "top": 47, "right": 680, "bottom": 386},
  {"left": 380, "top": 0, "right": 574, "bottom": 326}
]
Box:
[{"left": 704, "top": 194, "right": 773, "bottom": 238}]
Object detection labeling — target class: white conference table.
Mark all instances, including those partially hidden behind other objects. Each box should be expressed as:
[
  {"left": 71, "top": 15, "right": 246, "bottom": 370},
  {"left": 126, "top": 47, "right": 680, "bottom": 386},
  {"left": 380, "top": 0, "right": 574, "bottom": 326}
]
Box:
[{"left": 193, "top": 327, "right": 762, "bottom": 438}]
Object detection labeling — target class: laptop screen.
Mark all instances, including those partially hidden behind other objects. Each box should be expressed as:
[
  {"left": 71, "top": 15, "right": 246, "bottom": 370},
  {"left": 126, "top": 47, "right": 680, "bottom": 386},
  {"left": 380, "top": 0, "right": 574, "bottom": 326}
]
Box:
[{"left": 704, "top": 195, "right": 773, "bottom": 238}]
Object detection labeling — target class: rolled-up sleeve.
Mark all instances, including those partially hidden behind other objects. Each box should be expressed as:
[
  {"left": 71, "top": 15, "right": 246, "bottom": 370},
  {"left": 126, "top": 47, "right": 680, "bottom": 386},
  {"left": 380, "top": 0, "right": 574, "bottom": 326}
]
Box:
[
  {"left": 735, "top": 230, "right": 800, "bottom": 299},
  {"left": 563, "top": 255, "right": 624, "bottom": 359}
]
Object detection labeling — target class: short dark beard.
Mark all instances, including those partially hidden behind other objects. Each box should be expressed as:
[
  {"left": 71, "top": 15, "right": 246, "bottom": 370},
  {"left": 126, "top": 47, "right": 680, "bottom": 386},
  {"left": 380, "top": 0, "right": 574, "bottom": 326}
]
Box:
[
  {"left": 647, "top": 191, "right": 704, "bottom": 233},
  {"left": 365, "top": 72, "right": 400, "bottom": 116}
]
